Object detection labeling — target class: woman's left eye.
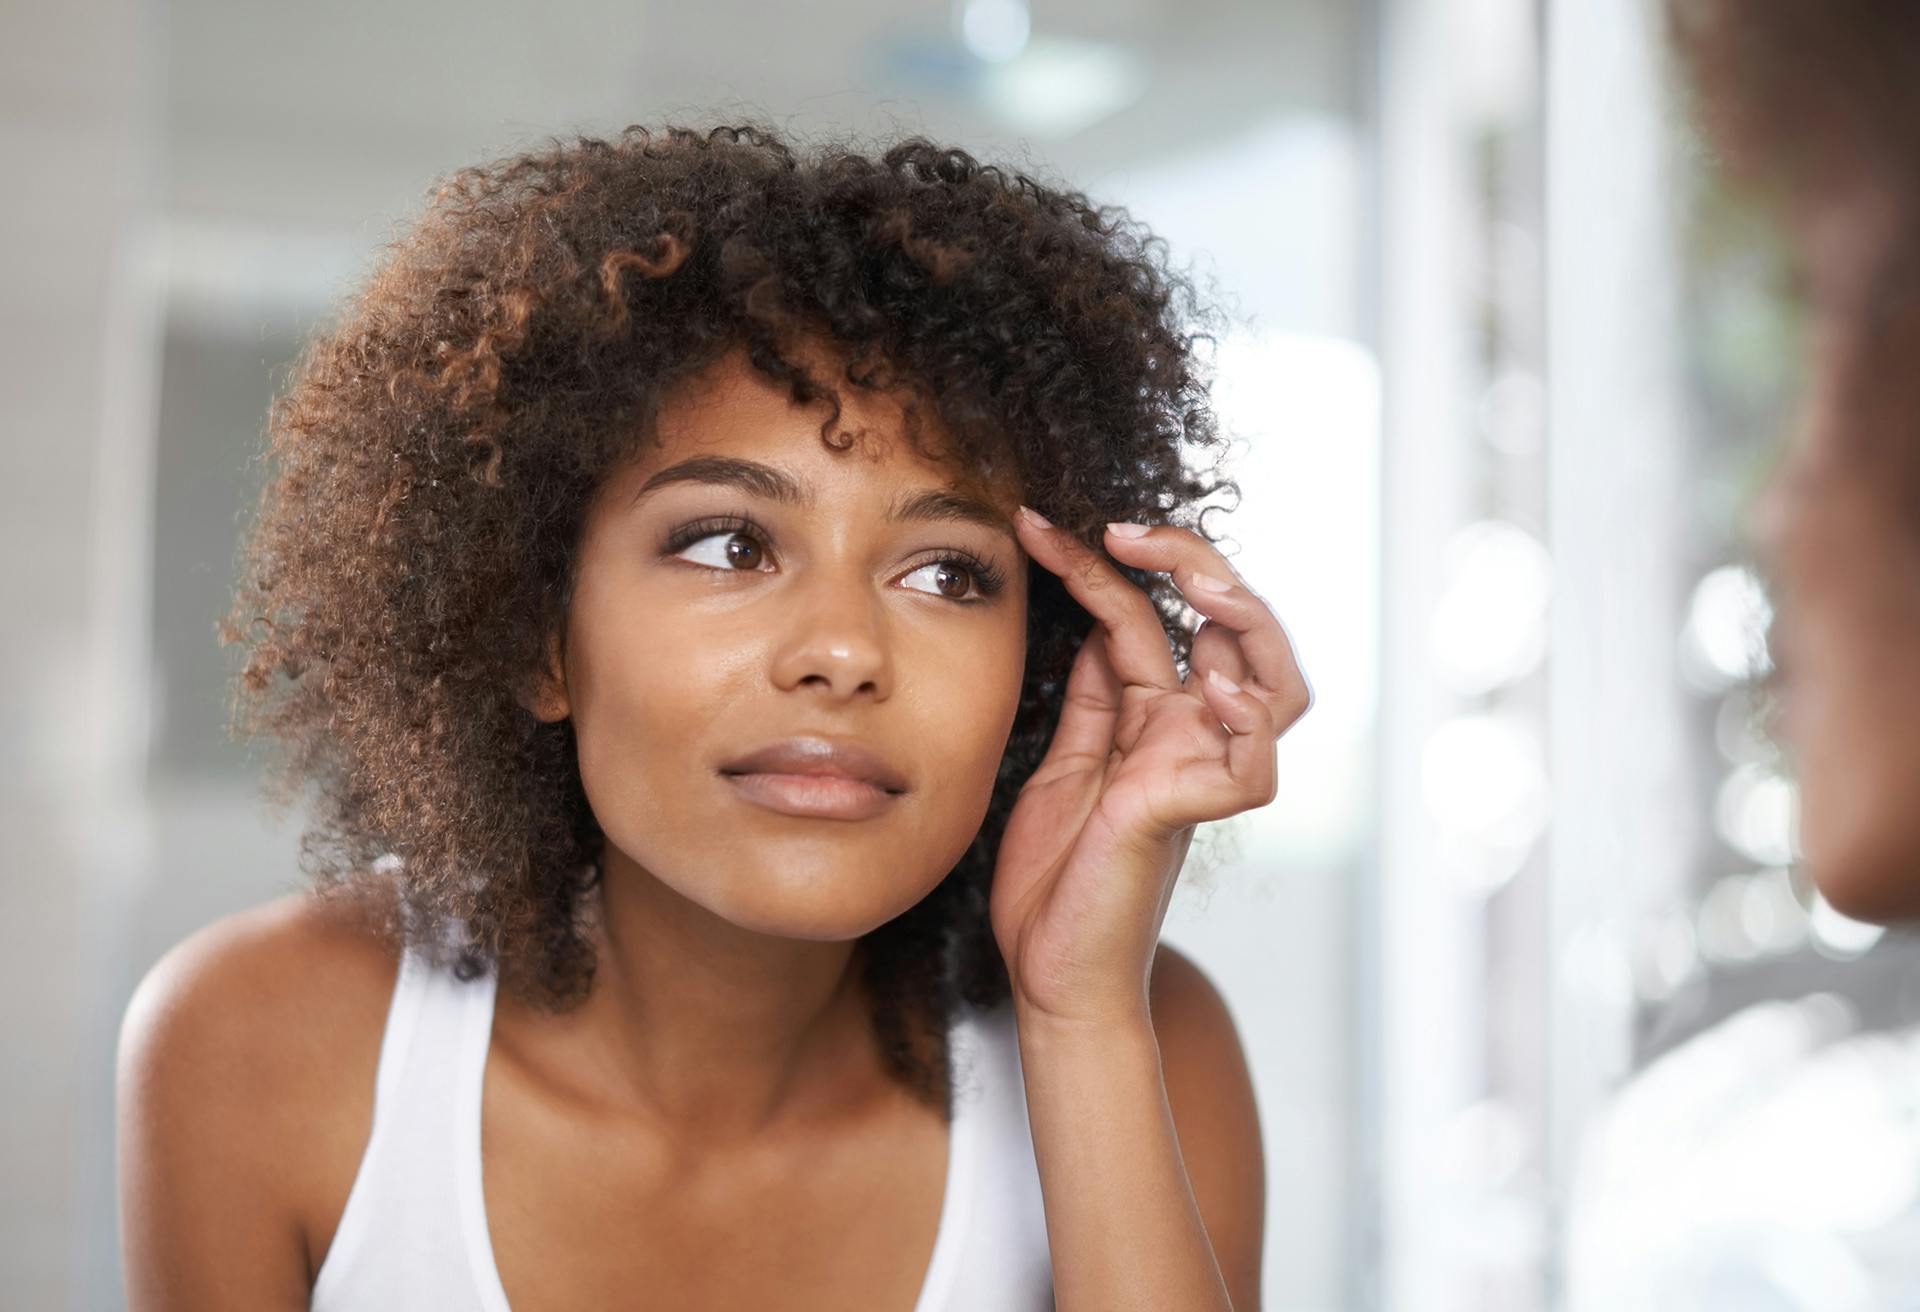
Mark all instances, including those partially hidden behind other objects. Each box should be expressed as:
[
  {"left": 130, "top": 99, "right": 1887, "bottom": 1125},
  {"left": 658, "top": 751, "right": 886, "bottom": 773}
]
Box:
[{"left": 900, "top": 559, "right": 995, "bottom": 602}]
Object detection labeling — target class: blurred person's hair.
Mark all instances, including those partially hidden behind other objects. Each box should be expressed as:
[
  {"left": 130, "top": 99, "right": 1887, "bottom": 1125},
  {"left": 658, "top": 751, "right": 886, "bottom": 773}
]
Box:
[
  {"left": 218, "top": 122, "right": 1234, "bottom": 1100},
  {"left": 1669, "top": 0, "right": 1920, "bottom": 211},
  {"left": 1670, "top": 0, "right": 1920, "bottom": 489}
]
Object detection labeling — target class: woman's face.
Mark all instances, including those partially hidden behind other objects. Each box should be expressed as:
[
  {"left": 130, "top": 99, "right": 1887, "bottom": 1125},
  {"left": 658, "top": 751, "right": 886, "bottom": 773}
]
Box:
[
  {"left": 532, "top": 341, "right": 1030, "bottom": 939},
  {"left": 1749, "top": 195, "right": 1920, "bottom": 921}
]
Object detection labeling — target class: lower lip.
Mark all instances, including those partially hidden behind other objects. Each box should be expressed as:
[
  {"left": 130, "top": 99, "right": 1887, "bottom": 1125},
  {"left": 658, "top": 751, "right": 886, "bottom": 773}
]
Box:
[{"left": 720, "top": 771, "right": 902, "bottom": 820}]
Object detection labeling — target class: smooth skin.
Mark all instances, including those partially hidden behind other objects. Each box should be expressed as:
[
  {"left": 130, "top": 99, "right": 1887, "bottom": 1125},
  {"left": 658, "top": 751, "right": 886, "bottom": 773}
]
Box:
[
  {"left": 1745, "top": 182, "right": 1920, "bottom": 923},
  {"left": 119, "top": 340, "right": 1300, "bottom": 1310}
]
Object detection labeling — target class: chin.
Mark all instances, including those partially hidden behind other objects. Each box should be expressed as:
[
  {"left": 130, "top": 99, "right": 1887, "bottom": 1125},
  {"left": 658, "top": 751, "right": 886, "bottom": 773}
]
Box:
[
  {"left": 1803, "top": 820, "right": 1920, "bottom": 925},
  {"left": 700, "top": 876, "right": 939, "bottom": 943},
  {"left": 1783, "top": 670, "right": 1920, "bottom": 924}
]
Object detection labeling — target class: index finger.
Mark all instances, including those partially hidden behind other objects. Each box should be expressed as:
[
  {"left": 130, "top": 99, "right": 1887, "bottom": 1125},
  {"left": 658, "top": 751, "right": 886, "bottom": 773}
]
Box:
[
  {"left": 1101, "top": 522, "right": 1311, "bottom": 717},
  {"left": 1014, "top": 506, "right": 1180, "bottom": 692}
]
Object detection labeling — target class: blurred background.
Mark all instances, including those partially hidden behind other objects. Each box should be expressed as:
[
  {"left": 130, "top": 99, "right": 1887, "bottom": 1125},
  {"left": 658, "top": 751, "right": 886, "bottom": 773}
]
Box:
[{"left": 6, "top": 0, "right": 1918, "bottom": 1308}]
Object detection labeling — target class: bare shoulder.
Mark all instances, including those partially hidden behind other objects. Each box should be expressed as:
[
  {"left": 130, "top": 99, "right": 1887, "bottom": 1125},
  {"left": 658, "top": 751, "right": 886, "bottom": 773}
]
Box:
[
  {"left": 117, "top": 883, "right": 404, "bottom": 1310},
  {"left": 1149, "top": 942, "right": 1265, "bottom": 1311},
  {"left": 119, "top": 884, "right": 404, "bottom": 1129}
]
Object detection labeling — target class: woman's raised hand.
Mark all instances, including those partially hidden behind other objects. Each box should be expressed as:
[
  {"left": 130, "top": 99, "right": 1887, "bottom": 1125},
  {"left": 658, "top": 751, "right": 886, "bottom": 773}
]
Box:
[{"left": 990, "top": 508, "right": 1313, "bottom": 1029}]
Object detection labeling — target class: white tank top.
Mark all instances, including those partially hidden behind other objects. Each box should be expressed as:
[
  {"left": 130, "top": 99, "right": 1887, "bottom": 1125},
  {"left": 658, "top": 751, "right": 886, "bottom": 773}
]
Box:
[{"left": 310, "top": 941, "right": 1055, "bottom": 1310}]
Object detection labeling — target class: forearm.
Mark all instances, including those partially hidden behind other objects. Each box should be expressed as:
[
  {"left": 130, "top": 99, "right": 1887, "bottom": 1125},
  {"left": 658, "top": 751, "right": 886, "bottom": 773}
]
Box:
[{"left": 1014, "top": 1002, "right": 1235, "bottom": 1312}]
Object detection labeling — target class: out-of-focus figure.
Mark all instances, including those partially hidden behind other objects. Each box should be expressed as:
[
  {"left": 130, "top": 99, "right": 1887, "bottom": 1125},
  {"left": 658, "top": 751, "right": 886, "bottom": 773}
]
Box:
[
  {"left": 1671, "top": 0, "right": 1920, "bottom": 924},
  {"left": 1562, "top": 9, "right": 1920, "bottom": 1310}
]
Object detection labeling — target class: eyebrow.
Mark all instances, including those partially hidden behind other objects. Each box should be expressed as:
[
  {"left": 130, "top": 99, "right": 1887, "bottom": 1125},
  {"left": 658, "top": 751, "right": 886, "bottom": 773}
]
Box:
[{"left": 629, "top": 454, "right": 1017, "bottom": 540}]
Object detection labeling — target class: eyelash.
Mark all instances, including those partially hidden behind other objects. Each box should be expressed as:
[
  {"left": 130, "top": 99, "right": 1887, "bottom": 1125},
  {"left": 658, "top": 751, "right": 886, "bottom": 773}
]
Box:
[{"left": 661, "top": 512, "right": 1009, "bottom": 604}]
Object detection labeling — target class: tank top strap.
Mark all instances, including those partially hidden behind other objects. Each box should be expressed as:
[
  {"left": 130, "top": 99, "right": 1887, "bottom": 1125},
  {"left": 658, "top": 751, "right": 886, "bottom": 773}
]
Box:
[
  {"left": 311, "top": 940, "right": 505, "bottom": 1311},
  {"left": 928, "top": 1000, "right": 1055, "bottom": 1309},
  {"left": 452, "top": 956, "right": 513, "bottom": 1312},
  {"left": 907, "top": 1005, "right": 981, "bottom": 1312}
]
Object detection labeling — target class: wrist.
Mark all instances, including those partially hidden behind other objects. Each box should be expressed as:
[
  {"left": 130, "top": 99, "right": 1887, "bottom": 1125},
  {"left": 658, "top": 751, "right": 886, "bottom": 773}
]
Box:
[{"left": 1012, "top": 990, "right": 1156, "bottom": 1046}]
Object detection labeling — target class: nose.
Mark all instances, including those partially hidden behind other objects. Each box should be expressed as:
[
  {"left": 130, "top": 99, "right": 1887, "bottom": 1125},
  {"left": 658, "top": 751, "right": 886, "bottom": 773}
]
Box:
[
  {"left": 1741, "top": 444, "right": 1811, "bottom": 686},
  {"left": 768, "top": 579, "right": 893, "bottom": 700},
  {"left": 1742, "top": 443, "right": 1801, "bottom": 579},
  {"left": 1745, "top": 473, "right": 1785, "bottom": 573}
]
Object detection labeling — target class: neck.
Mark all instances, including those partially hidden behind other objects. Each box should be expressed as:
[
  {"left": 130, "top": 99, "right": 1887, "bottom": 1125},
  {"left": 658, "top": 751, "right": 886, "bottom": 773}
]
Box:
[{"left": 542, "top": 847, "right": 883, "bottom": 1143}]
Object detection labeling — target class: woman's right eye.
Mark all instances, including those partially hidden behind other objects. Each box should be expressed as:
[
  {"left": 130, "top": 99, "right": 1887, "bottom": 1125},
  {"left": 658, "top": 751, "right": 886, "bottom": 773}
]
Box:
[{"left": 667, "top": 525, "right": 771, "bottom": 572}]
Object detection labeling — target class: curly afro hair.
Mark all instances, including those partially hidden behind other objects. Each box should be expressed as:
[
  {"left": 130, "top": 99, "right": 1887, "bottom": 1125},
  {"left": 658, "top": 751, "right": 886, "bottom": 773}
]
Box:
[{"left": 220, "top": 121, "right": 1239, "bottom": 1103}]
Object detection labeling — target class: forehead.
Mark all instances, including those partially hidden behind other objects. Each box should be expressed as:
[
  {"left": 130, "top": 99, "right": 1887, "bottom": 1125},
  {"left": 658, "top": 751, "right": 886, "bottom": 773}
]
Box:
[{"left": 642, "top": 341, "right": 1019, "bottom": 510}]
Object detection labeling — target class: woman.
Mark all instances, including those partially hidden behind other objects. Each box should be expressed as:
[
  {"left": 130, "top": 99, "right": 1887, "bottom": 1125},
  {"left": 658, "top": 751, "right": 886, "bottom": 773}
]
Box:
[
  {"left": 114, "top": 124, "right": 1308, "bottom": 1310},
  {"left": 1670, "top": 0, "right": 1920, "bottom": 924}
]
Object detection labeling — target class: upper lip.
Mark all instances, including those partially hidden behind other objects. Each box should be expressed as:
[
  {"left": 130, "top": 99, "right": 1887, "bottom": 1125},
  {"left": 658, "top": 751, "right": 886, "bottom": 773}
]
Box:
[{"left": 719, "top": 736, "right": 909, "bottom": 794}]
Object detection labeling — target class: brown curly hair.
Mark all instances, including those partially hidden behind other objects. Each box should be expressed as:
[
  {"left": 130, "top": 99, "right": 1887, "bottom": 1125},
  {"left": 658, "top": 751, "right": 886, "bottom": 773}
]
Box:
[{"left": 220, "top": 121, "right": 1239, "bottom": 1101}]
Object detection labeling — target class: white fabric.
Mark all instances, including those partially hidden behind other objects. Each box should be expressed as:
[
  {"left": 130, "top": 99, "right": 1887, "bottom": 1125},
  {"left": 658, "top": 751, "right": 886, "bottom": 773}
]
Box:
[{"left": 310, "top": 942, "right": 1054, "bottom": 1310}]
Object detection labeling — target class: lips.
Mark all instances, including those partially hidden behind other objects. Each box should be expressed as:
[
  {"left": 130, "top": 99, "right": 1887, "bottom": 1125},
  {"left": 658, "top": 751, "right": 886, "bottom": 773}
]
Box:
[
  {"left": 721, "top": 771, "right": 901, "bottom": 821},
  {"left": 717, "top": 736, "right": 909, "bottom": 794}
]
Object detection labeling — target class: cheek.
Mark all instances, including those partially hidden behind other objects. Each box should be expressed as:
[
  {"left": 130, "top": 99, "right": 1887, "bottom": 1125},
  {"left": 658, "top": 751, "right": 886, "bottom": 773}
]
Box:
[
  {"left": 566, "top": 592, "right": 731, "bottom": 836},
  {"left": 922, "top": 624, "right": 1028, "bottom": 780}
]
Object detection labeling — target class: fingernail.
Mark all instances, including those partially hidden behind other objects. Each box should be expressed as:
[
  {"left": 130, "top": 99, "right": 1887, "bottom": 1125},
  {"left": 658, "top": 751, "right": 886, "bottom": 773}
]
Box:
[
  {"left": 1106, "top": 521, "right": 1150, "bottom": 538},
  {"left": 1207, "top": 668, "right": 1243, "bottom": 694},
  {"left": 1189, "top": 571, "right": 1234, "bottom": 593},
  {"left": 1019, "top": 505, "right": 1051, "bottom": 529}
]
